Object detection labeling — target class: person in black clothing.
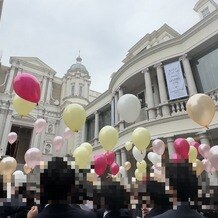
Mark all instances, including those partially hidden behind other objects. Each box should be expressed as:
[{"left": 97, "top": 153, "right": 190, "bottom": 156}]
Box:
[
  {"left": 144, "top": 180, "right": 172, "bottom": 218},
  {"left": 36, "top": 157, "right": 96, "bottom": 218},
  {"left": 153, "top": 161, "right": 205, "bottom": 218}
]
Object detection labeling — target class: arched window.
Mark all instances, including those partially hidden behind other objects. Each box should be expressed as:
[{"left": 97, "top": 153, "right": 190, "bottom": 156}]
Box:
[{"left": 79, "top": 84, "right": 83, "bottom": 97}]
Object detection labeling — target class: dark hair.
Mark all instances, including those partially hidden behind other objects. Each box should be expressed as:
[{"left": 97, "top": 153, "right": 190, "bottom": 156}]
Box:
[
  {"left": 40, "top": 157, "right": 76, "bottom": 204},
  {"left": 146, "top": 180, "right": 171, "bottom": 207},
  {"left": 165, "top": 162, "right": 199, "bottom": 202}
]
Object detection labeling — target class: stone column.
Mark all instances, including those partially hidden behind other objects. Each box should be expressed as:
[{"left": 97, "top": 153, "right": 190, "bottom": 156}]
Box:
[
  {"left": 46, "top": 78, "right": 53, "bottom": 104},
  {"left": 142, "top": 68, "right": 155, "bottom": 120},
  {"left": 111, "top": 96, "right": 115, "bottom": 126},
  {"left": 94, "top": 111, "right": 99, "bottom": 147},
  {"left": 118, "top": 87, "right": 125, "bottom": 131},
  {"left": 167, "top": 137, "right": 175, "bottom": 159},
  {"left": 115, "top": 150, "right": 121, "bottom": 166},
  {"left": 155, "top": 63, "right": 170, "bottom": 117},
  {"left": 1, "top": 111, "right": 13, "bottom": 154},
  {"left": 60, "top": 78, "right": 67, "bottom": 103},
  {"left": 179, "top": 54, "right": 197, "bottom": 96},
  {"left": 121, "top": 149, "right": 127, "bottom": 177},
  {"left": 40, "top": 76, "right": 47, "bottom": 103},
  {"left": 199, "top": 133, "right": 210, "bottom": 145},
  {"left": 0, "top": 109, "right": 6, "bottom": 156},
  {"left": 114, "top": 92, "right": 119, "bottom": 125},
  {"left": 5, "top": 66, "right": 16, "bottom": 94}
]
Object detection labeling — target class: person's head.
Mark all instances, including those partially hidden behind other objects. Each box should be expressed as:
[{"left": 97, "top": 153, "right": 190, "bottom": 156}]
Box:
[
  {"left": 146, "top": 180, "right": 171, "bottom": 208},
  {"left": 40, "top": 157, "right": 76, "bottom": 204},
  {"left": 165, "top": 161, "right": 199, "bottom": 203}
]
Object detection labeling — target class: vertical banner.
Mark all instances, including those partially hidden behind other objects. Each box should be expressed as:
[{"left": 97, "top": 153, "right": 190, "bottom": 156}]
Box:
[
  {"left": 164, "top": 61, "right": 188, "bottom": 100},
  {"left": 111, "top": 97, "right": 115, "bottom": 126}
]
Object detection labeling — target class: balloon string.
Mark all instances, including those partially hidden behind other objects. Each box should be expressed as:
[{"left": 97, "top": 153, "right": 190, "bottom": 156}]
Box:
[{"left": 206, "top": 127, "right": 214, "bottom": 147}]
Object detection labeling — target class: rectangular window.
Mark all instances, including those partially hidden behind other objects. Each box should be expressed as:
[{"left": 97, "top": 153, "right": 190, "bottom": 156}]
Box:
[
  {"left": 79, "top": 85, "right": 83, "bottom": 97},
  {"left": 86, "top": 117, "right": 95, "bottom": 141},
  {"left": 99, "top": 107, "right": 111, "bottom": 131}
]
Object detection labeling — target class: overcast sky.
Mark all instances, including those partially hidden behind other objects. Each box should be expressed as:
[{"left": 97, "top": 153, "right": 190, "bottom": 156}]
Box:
[{"left": 0, "top": 0, "right": 217, "bottom": 92}]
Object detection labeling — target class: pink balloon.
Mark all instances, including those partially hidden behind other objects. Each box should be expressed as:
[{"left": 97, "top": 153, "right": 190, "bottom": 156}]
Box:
[
  {"left": 174, "top": 138, "right": 189, "bottom": 159},
  {"left": 13, "top": 72, "right": 41, "bottom": 103},
  {"left": 94, "top": 154, "right": 107, "bottom": 176},
  {"left": 64, "top": 128, "right": 74, "bottom": 140},
  {"left": 198, "top": 144, "right": 210, "bottom": 159},
  {"left": 190, "top": 141, "right": 200, "bottom": 154},
  {"left": 202, "top": 159, "right": 212, "bottom": 173},
  {"left": 53, "top": 136, "right": 64, "bottom": 152},
  {"left": 24, "top": 148, "right": 42, "bottom": 169},
  {"left": 105, "top": 151, "right": 115, "bottom": 165},
  {"left": 210, "top": 167, "right": 217, "bottom": 173},
  {"left": 172, "top": 153, "right": 182, "bottom": 163},
  {"left": 110, "top": 162, "right": 119, "bottom": 175},
  {"left": 152, "top": 139, "right": 165, "bottom": 155},
  {"left": 8, "top": 132, "right": 18, "bottom": 144},
  {"left": 208, "top": 145, "right": 218, "bottom": 170},
  {"left": 34, "top": 118, "right": 47, "bottom": 134}
]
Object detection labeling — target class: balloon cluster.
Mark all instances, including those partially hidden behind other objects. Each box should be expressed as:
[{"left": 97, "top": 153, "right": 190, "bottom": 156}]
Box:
[
  {"left": 12, "top": 73, "right": 41, "bottom": 116},
  {"left": 94, "top": 151, "right": 119, "bottom": 176},
  {"left": 172, "top": 137, "right": 218, "bottom": 176}
]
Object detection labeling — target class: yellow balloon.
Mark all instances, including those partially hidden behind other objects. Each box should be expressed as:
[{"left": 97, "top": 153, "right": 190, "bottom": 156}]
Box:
[
  {"left": 1, "top": 157, "right": 17, "bottom": 175},
  {"left": 124, "top": 161, "right": 131, "bottom": 171},
  {"left": 137, "top": 160, "right": 147, "bottom": 173},
  {"left": 99, "top": 126, "right": 118, "bottom": 151},
  {"left": 125, "top": 141, "right": 133, "bottom": 151},
  {"left": 135, "top": 169, "right": 143, "bottom": 181},
  {"left": 132, "top": 127, "right": 151, "bottom": 151},
  {"left": 186, "top": 94, "right": 215, "bottom": 128},
  {"left": 63, "top": 104, "right": 86, "bottom": 132},
  {"left": 73, "top": 147, "right": 90, "bottom": 169},
  {"left": 23, "top": 163, "right": 32, "bottom": 174},
  {"left": 193, "top": 159, "right": 204, "bottom": 176},
  {"left": 188, "top": 146, "right": 197, "bottom": 163},
  {"left": 13, "top": 95, "right": 36, "bottom": 116},
  {"left": 81, "top": 142, "right": 93, "bottom": 156}
]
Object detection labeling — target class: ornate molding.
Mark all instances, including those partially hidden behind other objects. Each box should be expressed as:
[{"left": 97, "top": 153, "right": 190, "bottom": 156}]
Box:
[{"left": 154, "top": 62, "right": 163, "bottom": 69}]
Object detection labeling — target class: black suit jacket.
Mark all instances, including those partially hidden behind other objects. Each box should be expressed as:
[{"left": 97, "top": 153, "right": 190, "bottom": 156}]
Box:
[
  {"left": 97, "top": 208, "right": 132, "bottom": 218},
  {"left": 36, "top": 204, "right": 96, "bottom": 218},
  {"left": 153, "top": 205, "right": 205, "bottom": 218}
]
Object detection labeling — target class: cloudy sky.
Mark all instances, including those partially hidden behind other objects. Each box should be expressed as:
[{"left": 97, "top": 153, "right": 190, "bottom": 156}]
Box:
[{"left": 0, "top": 0, "right": 217, "bottom": 92}]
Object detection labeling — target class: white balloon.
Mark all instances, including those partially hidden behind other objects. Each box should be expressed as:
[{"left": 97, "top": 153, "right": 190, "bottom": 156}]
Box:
[
  {"left": 117, "top": 94, "right": 141, "bottom": 123},
  {"left": 12, "top": 170, "right": 26, "bottom": 186},
  {"left": 186, "top": 137, "right": 195, "bottom": 145},
  {"left": 119, "top": 166, "right": 125, "bottom": 176},
  {"left": 132, "top": 146, "right": 146, "bottom": 162},
  {"left": 147, "top": 152, "right": 161, "bottom": 165}
]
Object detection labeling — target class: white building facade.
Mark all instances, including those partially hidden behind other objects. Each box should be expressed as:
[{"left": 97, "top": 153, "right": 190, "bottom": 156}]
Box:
[{"left": 0, "top": 0, "right": 218, "bottom": 179}]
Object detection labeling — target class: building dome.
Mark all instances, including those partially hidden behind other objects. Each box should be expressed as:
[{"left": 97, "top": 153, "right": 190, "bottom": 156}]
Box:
[{"left": 69, "top": 55, "right": 89, "bottom": 75}]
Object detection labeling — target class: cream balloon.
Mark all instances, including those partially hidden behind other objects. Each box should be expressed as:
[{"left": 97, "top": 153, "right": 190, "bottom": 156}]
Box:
[
  {"left": 132, "top": 127, "right": 151, "bottom": 151},
  {"left": 12, "top": 95, "right": 36, "bottom": 116},
  {"left": 135, "top": 169, "right": 143, "bottom": 181},
  {"left": 137, "top": 160, "right": 147, "bottom": 173},
  {"left": 63, "top": 103, "right": 86, "bottom": 132},
  {"left": 188, "top": 146, "right": 198, "bottom": 163},
  {"left": 124, "top": 161, "right": 131, "bottom": 171},
  {"left": 23, "top": 163, "right": 32, "bottom": 174},
  {"left": 73, "top": 146, "right": 90, "bottom": 169},
  {"left": 194, "top": 159, "right": 204, "bottom": 176},
  {"left": 125, "top": 141, "right": 133, "bottom": 151},
  {"left": 117, "top": 94, "right": 141, "bottom": 123},
  {"left": 132, "top": 146, "right": 146, "bottom": 162},
  {"left": 99, "top": 126, "right": 118, "bottom": 151},
  {"left": 81, "top": 142, "right": 93, "bottom": 156},
  {"left": 186, "top": 94, "right": 215, "bottom": 128},
  {"left": 1, "top": 157, "right": 17, "bottom": 175}
]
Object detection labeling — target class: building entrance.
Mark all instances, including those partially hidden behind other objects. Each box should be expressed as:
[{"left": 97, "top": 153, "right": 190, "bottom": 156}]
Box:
[{"left": 6, "top": 125, "right": 33, "bottom": 163}]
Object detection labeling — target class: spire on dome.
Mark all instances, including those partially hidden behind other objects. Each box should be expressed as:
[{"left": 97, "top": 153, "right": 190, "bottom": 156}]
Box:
[{"left": 76, "top": 50, "right": 82, "bottom": 63}]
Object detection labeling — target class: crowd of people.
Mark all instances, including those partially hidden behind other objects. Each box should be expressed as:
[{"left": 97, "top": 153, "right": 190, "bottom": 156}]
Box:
[{"left": 0, "top": 156, "right": 217, "bottom": 218}]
